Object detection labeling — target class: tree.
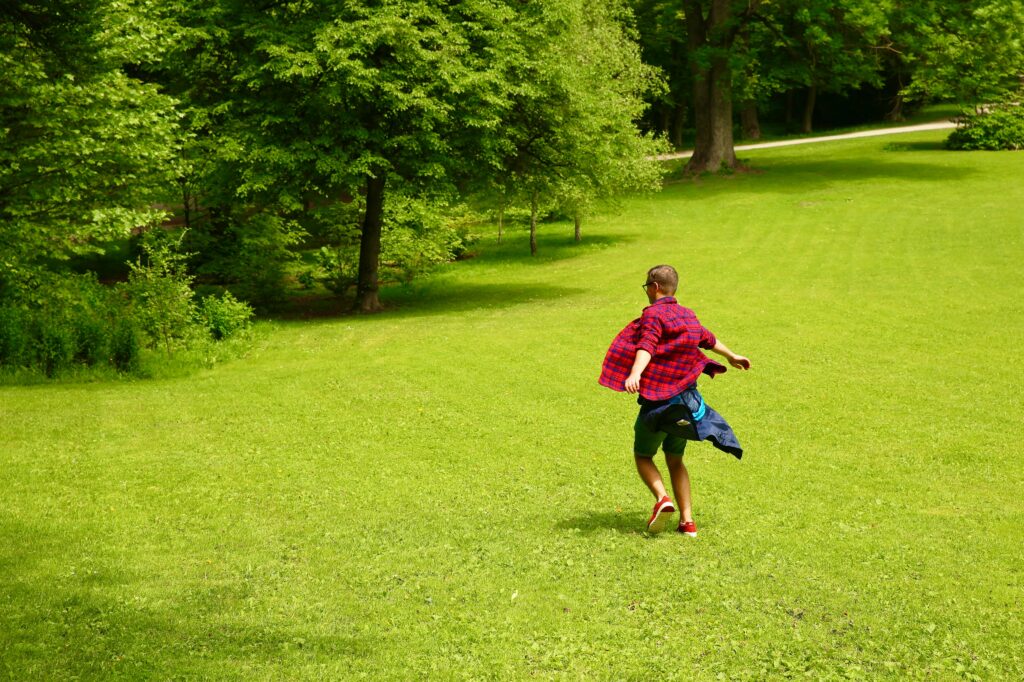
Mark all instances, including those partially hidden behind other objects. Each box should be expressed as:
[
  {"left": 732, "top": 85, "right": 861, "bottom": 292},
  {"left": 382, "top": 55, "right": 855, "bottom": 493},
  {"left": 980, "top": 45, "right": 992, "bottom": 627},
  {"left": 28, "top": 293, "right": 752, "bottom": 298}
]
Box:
[
  {"left": 0, "top": 0, "right": 179, "bottom": 301},
  {"left": 156, "top": 0, "right": 521, "bottom": 313},
  {"left": 754, "top": 0, "right": 889, "bottom": 133},
  {"left": 496, "top": 0, "right": 665, "bottom": 254},
  {"left": 632, "top": 0, "right": 692, "bottom": 147},
  {"left": 679, "top": 0, "right": 763, "bottom": 173},
  {"left": 894, "top": 0, "right": 1024, "bottom": 106}
]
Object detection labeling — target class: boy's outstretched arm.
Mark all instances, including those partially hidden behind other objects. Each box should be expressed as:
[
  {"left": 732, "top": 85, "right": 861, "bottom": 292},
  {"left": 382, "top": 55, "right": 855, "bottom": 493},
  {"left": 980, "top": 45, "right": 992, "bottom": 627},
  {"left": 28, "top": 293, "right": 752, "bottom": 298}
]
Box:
[
  {"left": 710, "top": 340, "right": 751, "bottom": 370},
  {"left": 624, "top": 350, "right": 652, "bottom": 393}
]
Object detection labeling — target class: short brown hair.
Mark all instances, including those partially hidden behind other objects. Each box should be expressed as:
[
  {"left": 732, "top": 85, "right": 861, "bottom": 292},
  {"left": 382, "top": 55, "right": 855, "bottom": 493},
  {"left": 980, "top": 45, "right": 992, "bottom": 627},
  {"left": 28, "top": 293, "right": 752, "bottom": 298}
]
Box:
[{"left": 647, "top": 264, "right": 678, "bottom": 295}]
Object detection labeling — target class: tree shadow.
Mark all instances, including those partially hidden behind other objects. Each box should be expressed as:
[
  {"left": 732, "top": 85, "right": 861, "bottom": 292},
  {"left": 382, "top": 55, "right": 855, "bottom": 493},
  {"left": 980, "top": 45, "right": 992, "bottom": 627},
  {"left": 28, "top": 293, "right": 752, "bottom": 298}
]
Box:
[
  {"left": 267, "top": 280, "right": 586, "bottom": 323},
  {"left": 881, "top": 140, "right": 948, "bottom": 153},
  {"left": 266, "top": 228, "right": 629, "bottom": 322},
  {"left": 0, "top": 522, "right": 375, "bottom": 678},
  {"left": 382, "top": 281, "right": 586, "bottom": 319},
  {"left": 759, "top": 157, "right": 973, "bottom": 185},
  {"left": 466, "top": 231, "right": 637, "bottom": 267}
]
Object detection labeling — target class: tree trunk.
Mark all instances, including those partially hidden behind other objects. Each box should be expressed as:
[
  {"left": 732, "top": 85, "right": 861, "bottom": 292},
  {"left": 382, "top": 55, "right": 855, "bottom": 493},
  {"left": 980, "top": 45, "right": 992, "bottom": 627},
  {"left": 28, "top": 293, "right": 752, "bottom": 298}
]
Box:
[
  {"left": 529, "top": 188, "right": 538, "bottom": 256},
  {"left": 181, "top": 182, "right": 191, "bottom": 229},
  {"left": 740, "top": 101, "right": 761, "bottom": 140},
  {"left": 353, "top": 172, "right": 386, "bottom": 313},
  {"left": 497, "top": 194, "right": 504, "bottom": 244},
  {"left": 886, "top": 93, "right": 904, "bottom": 122},
  {"left": 574, "top": 213, "right": 581, "bottom": 242},
  {"left": 802, "top": 85, "right": 817, "bottom": 134},
  {"left": 683, "top": 0, "right": 738, "bottom": 174},
  {"left": 671, "top": 102, "right": 687, "bottom": 149}
]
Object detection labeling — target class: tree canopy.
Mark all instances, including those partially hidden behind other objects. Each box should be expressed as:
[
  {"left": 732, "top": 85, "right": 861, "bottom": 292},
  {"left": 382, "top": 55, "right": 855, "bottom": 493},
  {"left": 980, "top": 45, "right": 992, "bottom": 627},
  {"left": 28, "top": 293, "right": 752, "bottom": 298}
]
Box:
[{"left": 0, "top": 0, "right": 179, "bottom": 299}]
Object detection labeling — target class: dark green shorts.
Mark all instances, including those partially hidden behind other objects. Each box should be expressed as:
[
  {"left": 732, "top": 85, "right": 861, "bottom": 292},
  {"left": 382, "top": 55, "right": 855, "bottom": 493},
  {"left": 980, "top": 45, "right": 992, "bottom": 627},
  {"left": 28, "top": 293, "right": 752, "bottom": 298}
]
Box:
[{"left": 634, "top": 412, "right": 687, "bottom": 458}]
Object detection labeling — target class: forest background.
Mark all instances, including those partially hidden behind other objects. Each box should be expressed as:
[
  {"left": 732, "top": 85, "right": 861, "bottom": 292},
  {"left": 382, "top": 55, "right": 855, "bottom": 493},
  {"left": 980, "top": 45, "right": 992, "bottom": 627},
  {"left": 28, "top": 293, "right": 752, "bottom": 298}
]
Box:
[{"left": 1, "top": 0, "right": 1023, "bottom": 379}]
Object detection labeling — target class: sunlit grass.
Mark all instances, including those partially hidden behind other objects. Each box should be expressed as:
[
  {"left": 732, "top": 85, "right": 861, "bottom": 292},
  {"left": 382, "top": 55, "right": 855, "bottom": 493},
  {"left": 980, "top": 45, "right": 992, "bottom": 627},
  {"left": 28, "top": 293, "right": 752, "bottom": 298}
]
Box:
[{"left": 2, "top": 131, "right": 1022, "bottom": 679}]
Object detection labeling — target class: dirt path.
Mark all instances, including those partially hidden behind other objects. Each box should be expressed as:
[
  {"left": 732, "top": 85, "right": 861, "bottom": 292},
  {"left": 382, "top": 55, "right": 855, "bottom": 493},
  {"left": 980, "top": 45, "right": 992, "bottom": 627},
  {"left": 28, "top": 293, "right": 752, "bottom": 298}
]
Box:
[{"left": 656, "top": 120, "right": 957, "bottom": 161}]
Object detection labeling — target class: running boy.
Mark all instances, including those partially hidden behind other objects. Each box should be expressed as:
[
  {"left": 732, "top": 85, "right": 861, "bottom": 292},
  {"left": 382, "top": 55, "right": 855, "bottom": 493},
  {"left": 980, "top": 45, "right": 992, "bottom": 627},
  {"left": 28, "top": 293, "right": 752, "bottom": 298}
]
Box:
[{"left": 599, "top": 265, "right": 750, "bottom": 536}]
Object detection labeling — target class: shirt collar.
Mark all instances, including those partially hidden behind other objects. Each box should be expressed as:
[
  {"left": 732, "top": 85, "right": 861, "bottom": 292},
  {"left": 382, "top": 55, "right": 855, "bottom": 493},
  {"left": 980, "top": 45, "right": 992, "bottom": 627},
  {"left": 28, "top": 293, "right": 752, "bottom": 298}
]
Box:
[{"left": 647, "top": 296, "right": 677, "bottom": 308}]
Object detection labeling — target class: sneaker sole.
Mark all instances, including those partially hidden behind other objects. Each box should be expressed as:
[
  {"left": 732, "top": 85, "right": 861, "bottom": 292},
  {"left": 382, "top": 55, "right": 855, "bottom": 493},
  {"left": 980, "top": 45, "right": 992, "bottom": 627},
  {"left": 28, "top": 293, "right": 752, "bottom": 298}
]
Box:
[
  {"left": 647, "top": 508, "right": 676, "bottom": 534},
  {"left": 681, "top": 531, "right": 697, "bottom": 537}
]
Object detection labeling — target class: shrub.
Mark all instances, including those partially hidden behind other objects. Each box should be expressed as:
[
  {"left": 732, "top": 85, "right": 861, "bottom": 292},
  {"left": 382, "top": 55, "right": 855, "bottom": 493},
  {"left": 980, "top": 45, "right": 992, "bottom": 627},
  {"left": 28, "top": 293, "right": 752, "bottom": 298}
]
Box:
[
  {"left": 199, "top": 291, "right": 254, "bottom": 340},
  {"left": 184, "top": 210, "right": 305, "bottom": 309},
  {"left": 110, "top": 317, "right": 142, "bottom": 373},
  {"left": 0, "top": 306, "right": 32, "bottom": 368},
  {"left": 0, "top": 275, "right": 142, "bottom": 377},
  {"left": 312, "top": 244, "right": 360, "bottom": 295},
  {"left": 127, "top": 229, "right": 203, "bottom": 354},
  {"left": 946, "top": 103, "right": 1024, "bottom": 151},
  {"left": 35, "top": 312, "right": 76, "bottom": 377}
]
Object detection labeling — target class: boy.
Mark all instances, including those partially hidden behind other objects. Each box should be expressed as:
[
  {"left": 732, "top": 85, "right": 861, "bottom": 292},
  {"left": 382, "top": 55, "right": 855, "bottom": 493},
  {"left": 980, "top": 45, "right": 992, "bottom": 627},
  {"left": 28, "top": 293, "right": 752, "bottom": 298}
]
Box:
[{"left": 599, "top": 265, "right": 750, "bottom": 536}]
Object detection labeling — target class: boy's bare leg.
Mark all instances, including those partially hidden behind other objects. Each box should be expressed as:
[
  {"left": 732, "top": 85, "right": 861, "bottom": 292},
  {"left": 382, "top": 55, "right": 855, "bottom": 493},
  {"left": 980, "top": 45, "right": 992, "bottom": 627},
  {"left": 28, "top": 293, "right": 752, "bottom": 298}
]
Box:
[
  {"left": 634, "top": 456, "right": 670, "bottom": 499},
  {"left": 665, "top": 454, "right": 693, "bottom": 522}
]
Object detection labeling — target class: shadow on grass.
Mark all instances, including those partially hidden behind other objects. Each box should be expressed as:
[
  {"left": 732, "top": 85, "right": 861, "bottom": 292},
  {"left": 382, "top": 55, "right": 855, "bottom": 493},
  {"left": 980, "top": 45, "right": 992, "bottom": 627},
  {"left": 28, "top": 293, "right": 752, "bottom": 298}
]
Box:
[
  {"left": 267, "top": 230, "right": 626, "bottom": 322},
  {"left": 382, "top": 281, "right": 586, "bottom": 319},
  {"left": 466, "top": 231, "right": 637, "bottom": 266},
  {"left": 662, "top": 154, "right": 977, "bottom": 201},
  {"left": 556, "top": 510, "right": 648, "bottom": 536},
  {"left": 0, "top": 540, "right": 373, "bottom": 677},
  {"left": 267, "top": 281, "right": 586, "bottom": 322},
  {"left": 881, "top": 140, "right": 948, "bottom": 153}
]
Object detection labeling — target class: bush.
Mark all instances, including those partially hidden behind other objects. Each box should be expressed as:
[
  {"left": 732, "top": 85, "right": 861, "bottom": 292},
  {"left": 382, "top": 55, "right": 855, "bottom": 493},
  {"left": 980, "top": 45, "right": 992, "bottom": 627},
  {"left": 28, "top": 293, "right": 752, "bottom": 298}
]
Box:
[
  {"left": 199, "top": 291, "right": 254, "bottom": 340},
  {"left": 0, "top": 307, "right": 32, "bottom": 368},
  {"left": 184, "top": 210, "right": 305, "bottom": 309},
  {"left": 0, "top": 232, "right": 257, "bottom": 381},
  {"left": 312, "top": 245, "right": 360, "bottom": 295},
  {"left": 0, "top": 275, "right": 142, "bottom": 377},
  {"left": 35, "top": 313, "right": 76, "bottom": 377},
  {"left": 946, "top": 104, "right": 1024, "bottom": 151},
  {"left": 110, "top": 317, "right": 141, "bottom": 373},
  {"left": 127, "top": 229, "right": 204, "bottom": 354}
]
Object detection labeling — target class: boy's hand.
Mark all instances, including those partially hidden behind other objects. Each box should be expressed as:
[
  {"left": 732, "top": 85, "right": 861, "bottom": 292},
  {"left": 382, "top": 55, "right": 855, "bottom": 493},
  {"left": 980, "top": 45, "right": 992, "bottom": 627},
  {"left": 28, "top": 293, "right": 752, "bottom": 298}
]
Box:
[
  {"left": 728, "top": 355, "right": 751, "bottom": 370},
  {"left": 624, "top": 372, "right": 642, "bottom": 393}
]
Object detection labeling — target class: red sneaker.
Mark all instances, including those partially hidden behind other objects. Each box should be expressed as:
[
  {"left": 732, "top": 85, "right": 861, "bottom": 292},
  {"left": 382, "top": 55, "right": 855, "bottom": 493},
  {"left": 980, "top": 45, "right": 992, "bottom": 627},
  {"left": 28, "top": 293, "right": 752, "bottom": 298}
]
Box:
[
  {"left": 678, "top": 520, "right": 697, "bottom": 537},
  {"left": 646, "top": 496, "right": 676, "bottom": 534}
]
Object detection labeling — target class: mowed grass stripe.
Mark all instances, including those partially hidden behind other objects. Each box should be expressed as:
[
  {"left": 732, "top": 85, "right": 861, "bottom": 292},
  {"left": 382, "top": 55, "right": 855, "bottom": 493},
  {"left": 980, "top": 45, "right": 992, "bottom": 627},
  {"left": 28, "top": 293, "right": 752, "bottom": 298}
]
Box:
[{"left": 2, "top": 131, "right": 1022, "bottom": 679}]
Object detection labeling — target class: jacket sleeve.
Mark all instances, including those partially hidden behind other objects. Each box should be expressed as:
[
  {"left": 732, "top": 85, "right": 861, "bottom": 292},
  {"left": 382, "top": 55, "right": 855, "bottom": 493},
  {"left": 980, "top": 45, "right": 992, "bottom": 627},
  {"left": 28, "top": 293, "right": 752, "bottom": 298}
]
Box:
[
  {"left": 698, "top": 324, "right": 717, "bottom": 350},
  {"left": 636, "top": 309, "right": 663, "bottom": 355}
]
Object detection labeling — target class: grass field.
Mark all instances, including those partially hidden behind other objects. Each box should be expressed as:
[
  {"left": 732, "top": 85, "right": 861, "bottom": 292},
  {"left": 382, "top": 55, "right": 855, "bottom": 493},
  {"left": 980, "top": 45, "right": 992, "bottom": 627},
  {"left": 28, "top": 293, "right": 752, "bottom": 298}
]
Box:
[{"left": 2, "top": 131, "right": 1023, "bottom": 679}]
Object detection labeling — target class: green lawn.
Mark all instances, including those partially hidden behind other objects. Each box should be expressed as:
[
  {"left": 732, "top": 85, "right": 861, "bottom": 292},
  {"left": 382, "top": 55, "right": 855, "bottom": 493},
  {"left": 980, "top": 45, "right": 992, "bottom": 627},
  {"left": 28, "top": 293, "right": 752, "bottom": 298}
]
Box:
[{"left": 3, "top": 131, "right": 1022, "bottom": 679}]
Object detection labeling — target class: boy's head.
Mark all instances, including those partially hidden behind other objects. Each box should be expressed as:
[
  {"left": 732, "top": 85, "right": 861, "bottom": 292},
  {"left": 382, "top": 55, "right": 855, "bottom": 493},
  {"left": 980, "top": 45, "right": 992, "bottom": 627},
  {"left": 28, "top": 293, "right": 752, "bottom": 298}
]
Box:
[{"left": 644, "top": 264, "right": 678, "bottom": 301}]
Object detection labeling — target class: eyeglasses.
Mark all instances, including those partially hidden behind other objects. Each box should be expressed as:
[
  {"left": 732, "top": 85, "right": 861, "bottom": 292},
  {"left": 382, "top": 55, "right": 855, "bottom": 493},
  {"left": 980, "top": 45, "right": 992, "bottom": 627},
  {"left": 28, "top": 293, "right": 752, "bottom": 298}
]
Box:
[{"left": 641, "top": 281, "right": 657, "bottom": 291}]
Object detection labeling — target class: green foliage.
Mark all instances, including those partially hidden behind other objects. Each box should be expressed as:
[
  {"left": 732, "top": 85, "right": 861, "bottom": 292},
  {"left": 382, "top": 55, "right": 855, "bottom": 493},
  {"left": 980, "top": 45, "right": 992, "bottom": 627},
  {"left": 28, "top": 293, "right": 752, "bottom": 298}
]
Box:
[
  {"left": 491, "top": 0, "right": 667, "bottom": 251},
  {"left": 198, "top": 291, "right": 254, "bottom": 340},
  {"left": 183, "top": 211, "right": 305, "bottom": 308},
  {"left": 380, "top": 195, "right": 470, "bottom": 284},
  {"left": 126, "top": 230, "right": 202, "bottom": 354},
  {"left": 897, "top": 0, "right": 1024, "bottom": 105},
  {"left": 0, "top": 1, "right": 180, "bottom": 294},
  {"left": 0, "top": 274, "right": 142, "bottom": 377},
  {"left": 306, "top": 193, "right": 474, "bottom": 293},
  {"left": 946, "top": 104, "right": 1024, "bottom": 151}
]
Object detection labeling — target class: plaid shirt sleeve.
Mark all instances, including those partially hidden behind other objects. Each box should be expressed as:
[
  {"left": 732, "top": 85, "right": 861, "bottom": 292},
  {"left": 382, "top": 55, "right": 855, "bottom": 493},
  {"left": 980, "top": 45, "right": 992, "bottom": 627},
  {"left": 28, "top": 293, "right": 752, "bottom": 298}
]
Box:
[
  {"left": 598, "top": 319, "right": 641, "bottom": 392},
  {"left": 636, "top": 307, "right": 663, "bottom": 356},
  {"left": 698, "top": 325, "right": 717, "bottom": 350}
]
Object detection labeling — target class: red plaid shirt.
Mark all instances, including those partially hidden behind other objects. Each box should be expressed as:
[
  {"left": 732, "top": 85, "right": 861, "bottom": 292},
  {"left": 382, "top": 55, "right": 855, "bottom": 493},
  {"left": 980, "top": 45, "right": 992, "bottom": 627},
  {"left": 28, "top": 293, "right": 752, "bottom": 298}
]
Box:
[{"left": 599, "top": 297, "right": 725, "bottom": 401}]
